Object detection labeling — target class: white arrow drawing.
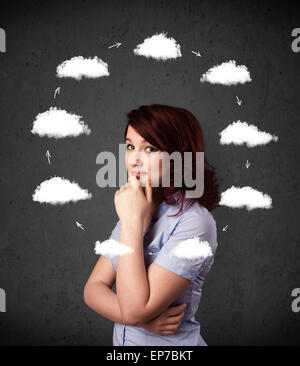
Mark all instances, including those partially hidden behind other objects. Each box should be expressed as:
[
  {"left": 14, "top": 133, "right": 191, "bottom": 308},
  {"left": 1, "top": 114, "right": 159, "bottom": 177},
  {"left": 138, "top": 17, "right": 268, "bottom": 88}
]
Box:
[
  {"left": 46, "top": 150, "right": 51, "bottom": 164},
  {"left": 236, "top": 95, "right": 242, "bottom": 106},
  {"left": 222, "top": 225, "right": 228, "bottom": 232},
  {"left": 54, "top": 87, "right": 60, "bottom": 99},
  {"left": 192, "top": 50, "right": 202, "bottom": 57},
  {"left": 245, "top": 160, "right": 251, "bottom": 169},
  {"left": 76, "top": 221, "right": 85, "bottom": 230},
  {"left": 108, "top": 42, "right": 122, "bottom": 49}
]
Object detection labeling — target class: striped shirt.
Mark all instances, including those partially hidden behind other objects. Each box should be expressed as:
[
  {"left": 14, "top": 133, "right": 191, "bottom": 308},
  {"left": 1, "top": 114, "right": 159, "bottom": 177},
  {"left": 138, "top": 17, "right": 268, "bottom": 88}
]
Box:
[{"left": 102, "top": 190, "right": 218, "bottom": 346}]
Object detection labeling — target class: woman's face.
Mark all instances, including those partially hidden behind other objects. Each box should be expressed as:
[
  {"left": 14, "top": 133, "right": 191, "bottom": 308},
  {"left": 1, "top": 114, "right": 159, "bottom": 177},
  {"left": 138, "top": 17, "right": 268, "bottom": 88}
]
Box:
[{"left": 125, "top": 125, "right": 163, "bottom": 187}]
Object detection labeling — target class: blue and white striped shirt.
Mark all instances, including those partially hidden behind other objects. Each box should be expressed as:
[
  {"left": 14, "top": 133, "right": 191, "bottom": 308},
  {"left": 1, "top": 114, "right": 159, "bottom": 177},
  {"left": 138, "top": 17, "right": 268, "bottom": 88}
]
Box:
[{"left": 102, "top": 191, "right": 218, "bottom": 346}]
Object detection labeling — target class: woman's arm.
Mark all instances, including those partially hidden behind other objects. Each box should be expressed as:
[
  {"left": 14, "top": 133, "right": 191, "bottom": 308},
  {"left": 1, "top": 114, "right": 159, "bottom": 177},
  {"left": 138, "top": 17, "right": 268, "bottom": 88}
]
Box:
[
  {"left": 116, "top": 219, "right": 149, "bottom": 322},
  {"left": 116, "top": 219, "right": 191, "bottom": 325},
  {"left": 114, "top": 176, "right": 192, "bottom": 325},
  {"left": 84, "top": 255, "right": 129, "bottom": 324},
  {"left": 83, "top": 254, "right": 163, "bottom": 326},
  {"left": 84, "top": 280, "right": 126, "bottom": 324},
  {"left": 83, "top": 255, "right": 186, "bottom": 333}
]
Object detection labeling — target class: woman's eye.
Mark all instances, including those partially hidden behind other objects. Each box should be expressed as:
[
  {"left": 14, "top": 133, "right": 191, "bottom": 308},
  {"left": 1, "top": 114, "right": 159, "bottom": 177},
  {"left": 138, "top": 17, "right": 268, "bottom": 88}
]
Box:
[
  {"left": 126, "top": 144, "right": 157, "bottom": 153},
  {"left": 145, "top": 146, "right": 157, "bottom": 153}
]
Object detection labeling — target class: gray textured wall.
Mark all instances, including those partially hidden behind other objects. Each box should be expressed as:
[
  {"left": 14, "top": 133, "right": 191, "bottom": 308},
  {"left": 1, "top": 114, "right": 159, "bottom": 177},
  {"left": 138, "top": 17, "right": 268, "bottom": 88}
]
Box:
[{"left": 0, "top": 0, "right": 299, "bottom": 346}]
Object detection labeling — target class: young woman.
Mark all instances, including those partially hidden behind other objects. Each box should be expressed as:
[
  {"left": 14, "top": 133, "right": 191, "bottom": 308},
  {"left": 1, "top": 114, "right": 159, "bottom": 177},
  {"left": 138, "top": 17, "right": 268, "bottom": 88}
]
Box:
[{"left": 84, "top": 104, "right": 220, "bottom": 346}]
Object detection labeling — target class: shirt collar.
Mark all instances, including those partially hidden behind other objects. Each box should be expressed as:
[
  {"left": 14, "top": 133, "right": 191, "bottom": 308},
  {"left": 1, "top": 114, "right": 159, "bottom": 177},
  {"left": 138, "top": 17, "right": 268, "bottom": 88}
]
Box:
[{"left": 152, "top": 190, "right": 184, "bottom": 221}]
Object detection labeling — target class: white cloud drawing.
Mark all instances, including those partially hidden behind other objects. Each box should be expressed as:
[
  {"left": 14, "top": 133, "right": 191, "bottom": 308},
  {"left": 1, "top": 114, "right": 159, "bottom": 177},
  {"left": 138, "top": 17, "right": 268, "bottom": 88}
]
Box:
[
  {"left": 200, "top": 60, "right": 251, "bottom": 85},
  {"left": 133, "top": 31, "right": 182, "bottom": 60},
  {"left": 31, "top": 107, "right": 91, "bottom": 139},
  {"left": 56, "top": 56, "right": 109, "bottom": 80},
  {"left": 32, "top": 176, "right": 92, "bottom": 205},
  {"left": 170, "top": 237, "right": 213, "bottom": 260},
  {"left": 219, "top": 186, "right": 272, "bottom": 211},
  {"left": 94, "top": 239, "right": 134, "bottom": 256},
  {"left": 219, "top": 120, "right": 278, "bottom": 147}
]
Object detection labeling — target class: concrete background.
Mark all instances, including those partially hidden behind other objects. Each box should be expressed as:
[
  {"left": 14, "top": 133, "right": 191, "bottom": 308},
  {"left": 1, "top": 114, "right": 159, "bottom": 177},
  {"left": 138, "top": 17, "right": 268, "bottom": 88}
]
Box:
[{"left": 0, "top": 0, "right": 299, "bottom": 345}]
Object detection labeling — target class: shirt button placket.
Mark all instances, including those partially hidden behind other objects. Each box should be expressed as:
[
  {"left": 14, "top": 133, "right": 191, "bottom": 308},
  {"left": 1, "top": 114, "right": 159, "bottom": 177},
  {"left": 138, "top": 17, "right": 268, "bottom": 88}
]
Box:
[{"left": 122, "top": 325, "right": 126, "bottom": 346}]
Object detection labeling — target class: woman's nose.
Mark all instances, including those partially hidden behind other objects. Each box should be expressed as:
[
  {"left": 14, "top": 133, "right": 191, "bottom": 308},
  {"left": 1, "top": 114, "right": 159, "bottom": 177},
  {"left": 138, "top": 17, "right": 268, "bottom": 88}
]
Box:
[{"left": 128, "top": 151, "right": 145, "bottom": 166}]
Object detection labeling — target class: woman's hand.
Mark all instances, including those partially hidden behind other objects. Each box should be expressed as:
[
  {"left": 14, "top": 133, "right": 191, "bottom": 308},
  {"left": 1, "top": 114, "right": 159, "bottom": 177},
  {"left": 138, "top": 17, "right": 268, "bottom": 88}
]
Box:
[
  {"left": 114, "top": 175, "right": 152, "bottom": 226},
  {"left": 137, "top": 303, "right": 187, "bottom": 335}
]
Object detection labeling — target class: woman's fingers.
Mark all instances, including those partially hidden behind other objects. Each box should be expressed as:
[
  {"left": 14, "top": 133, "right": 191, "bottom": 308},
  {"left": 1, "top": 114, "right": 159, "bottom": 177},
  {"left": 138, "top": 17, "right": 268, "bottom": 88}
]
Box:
[
  {"left": 142, "top": 305, "right": 186, "bottom": 335},
  {"left": 159, "top": 313, "right": 184, "bottom": 334},
  {"left": 129, "top": 174, "right": 141, "bottom": 189},
  {"left": 166, "top": 303, "right": 187, "bottom": 316},
  {"left": 163, "top": 312, "right": 184, "bottom": 326},
  {"left": 159, "top": 322, "right": 181, "bottom": 334},
  {"left": 145, "top": 175, "right": 152, "bottom": 202},
  {"left": 160, "top": 330, "right": 176, "bottom": 335}
]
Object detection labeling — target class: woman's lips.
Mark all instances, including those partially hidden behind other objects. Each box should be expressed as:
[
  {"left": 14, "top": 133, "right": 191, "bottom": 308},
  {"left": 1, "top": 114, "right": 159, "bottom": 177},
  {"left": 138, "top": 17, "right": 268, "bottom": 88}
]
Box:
[{"left": 131, "top": 171, "right": 147, "bottom": 178}]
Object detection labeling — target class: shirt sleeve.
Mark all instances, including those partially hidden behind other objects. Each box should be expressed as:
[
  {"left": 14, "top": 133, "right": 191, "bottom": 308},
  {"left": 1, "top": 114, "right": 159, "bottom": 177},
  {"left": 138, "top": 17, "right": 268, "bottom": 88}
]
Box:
[
  {"left": 153, "top": 212, "right": 217, "bottom": 281},
  {"left": 100, "top": 219, "right": 121, "bottom": 271}
]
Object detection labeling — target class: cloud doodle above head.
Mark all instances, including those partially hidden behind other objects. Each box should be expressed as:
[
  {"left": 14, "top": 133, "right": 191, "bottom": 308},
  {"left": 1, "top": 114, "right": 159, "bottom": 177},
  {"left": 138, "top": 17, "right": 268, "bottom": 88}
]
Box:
[
  {"left": 219, "top": 120, "right": 279, "bottom": 147},
  {"left": 219, "top": 185, "right": 272, "bottom": 211},
  {"left": 56, "top": 56, "right": 109, "bottom": 80},
  {"left": 133, "top": 31, "right": 182, "bottom": 61},
  {"left": 200, "top": 59, "right": 251, "bottom": 85},
  {"left": 31, "top": 107, "right": 91, "bottom": 139},
  {"left": 32, "top": 176, "right": 92, "bottom": 205}
]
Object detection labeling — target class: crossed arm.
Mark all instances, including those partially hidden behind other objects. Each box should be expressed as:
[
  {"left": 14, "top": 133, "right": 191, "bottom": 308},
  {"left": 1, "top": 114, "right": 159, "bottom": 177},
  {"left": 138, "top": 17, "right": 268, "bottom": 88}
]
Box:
[{"left": 83, "top": 218, "right": 191, "bottom": 325}]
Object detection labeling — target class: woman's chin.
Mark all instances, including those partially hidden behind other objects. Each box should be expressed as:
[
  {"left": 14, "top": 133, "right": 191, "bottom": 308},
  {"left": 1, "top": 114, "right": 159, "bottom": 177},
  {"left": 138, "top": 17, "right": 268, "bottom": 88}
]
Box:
[{"left": 138, "top": 176, "right": 147, "bottom": 185}]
